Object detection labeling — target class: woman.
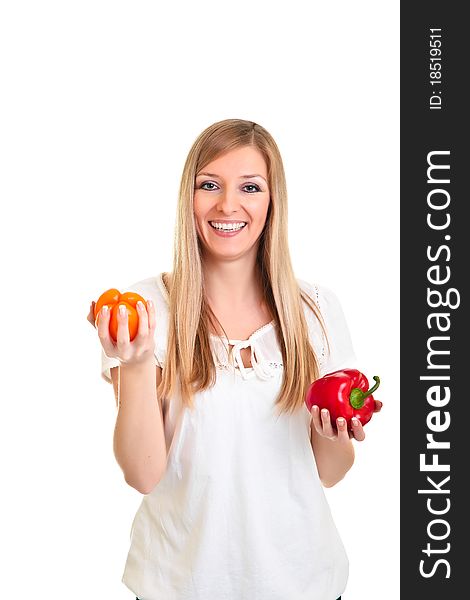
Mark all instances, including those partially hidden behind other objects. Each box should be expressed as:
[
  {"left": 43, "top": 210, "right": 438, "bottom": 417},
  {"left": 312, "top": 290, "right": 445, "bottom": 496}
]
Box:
[{"left": 88, "top": 118, "right": 381, "bottom": 599}]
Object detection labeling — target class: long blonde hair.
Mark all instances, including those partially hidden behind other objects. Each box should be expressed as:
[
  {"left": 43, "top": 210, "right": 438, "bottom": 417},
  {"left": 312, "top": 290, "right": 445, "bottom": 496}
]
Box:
[{"left": 159, "top": 118, "right": 327, "bottom": 415}]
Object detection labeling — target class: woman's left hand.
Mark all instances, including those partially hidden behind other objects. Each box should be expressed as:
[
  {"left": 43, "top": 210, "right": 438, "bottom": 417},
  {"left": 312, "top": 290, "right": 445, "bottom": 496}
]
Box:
[{"left": 310, "top": 399, "right": 383, "bottom": 442}]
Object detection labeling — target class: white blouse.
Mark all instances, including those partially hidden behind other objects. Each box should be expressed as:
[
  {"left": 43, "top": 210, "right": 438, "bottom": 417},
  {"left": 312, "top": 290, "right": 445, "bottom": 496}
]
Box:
[{"left": 101, "top": 273, "right": 357, "bottom": 600}]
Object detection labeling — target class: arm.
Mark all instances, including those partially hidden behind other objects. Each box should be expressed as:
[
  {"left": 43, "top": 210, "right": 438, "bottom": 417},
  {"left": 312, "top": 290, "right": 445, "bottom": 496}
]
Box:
[
  {"left": 309, "top": 401, "right": 382, "bottom": 487},
  {"left": 110, "top": 359, "right": 167, "bottom": 494},
  {"left": 310, "top": 420, "right": 355, "bottom": 487}
]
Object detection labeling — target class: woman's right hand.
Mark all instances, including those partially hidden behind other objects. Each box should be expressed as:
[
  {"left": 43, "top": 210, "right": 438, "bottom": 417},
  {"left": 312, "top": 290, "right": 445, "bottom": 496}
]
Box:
[{"left": 87, "top": 299, "right": 157, "bottom": 367}]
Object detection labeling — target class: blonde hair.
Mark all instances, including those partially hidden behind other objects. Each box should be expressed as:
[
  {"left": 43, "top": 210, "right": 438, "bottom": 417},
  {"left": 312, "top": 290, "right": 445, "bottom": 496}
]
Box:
[{"left": 159, "top": 118, "right": 327, "bottom": 416}]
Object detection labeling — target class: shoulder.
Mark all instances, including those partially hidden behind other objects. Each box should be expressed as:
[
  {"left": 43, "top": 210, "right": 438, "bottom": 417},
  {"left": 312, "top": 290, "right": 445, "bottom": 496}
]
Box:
[
  {"left": 123, "top": 273, "right": 168, "bottom": 309},
  {"left": 297, "top": 278, "right": 351, "bottom": 335},
  {"left": 297, "top": 277, "right": 319, "bottom": 304},
  {"left": 296, "top": 277, "right": 340, "bottom": 314},
  {"left": 296, "top": 277, "right": 356, "bottom": 374}
]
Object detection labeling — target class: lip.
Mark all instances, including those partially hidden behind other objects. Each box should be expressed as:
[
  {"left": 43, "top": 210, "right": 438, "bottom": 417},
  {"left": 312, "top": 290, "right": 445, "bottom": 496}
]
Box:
[
  {"left": 208, "top": 220, "right": 247, "bottom": 224},
  {"left": 208, "top": 221, "right": 247, "bottom": 237}
]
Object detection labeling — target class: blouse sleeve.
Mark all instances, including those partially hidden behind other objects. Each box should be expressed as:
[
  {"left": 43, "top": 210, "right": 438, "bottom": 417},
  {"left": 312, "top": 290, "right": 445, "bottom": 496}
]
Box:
[
  {"left": 299, "top": 278, "right": 357, "bottom": 377},
  {"left": 100, "top": 275, "right": 168, "bottom": 384},
  {"left": 316, "top": 283, "right": 357, "bottom": 376}
]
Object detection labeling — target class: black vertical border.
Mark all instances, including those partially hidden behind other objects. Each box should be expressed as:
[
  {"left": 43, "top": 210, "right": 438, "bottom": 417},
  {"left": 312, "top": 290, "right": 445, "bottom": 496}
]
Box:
[{"left": 401, "top": 2, "right": 467, "bottom": 596}]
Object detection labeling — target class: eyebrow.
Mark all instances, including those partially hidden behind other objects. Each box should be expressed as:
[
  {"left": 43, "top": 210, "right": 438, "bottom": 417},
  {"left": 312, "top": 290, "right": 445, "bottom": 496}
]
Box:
[{"left": 196, "top": 172, "right": 267, "bottom": 183}]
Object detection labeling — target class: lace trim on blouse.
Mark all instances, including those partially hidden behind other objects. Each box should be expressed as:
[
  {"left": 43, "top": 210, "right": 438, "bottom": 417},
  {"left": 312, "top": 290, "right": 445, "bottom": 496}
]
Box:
[
  {"left": 211, "top": 322, "right": 283, "bottom": 381},
  {"left": 311, "top": 283, "right": 327, "bottom": 372},
  {"left": 156, "top": 273, "right": 325, "bottom": 381}
]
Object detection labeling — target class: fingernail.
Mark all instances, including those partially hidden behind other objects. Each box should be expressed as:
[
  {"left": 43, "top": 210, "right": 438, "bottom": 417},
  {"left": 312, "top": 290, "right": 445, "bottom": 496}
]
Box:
[
  {"left": 147, "top": 299, "right": 153, "bottom": 308},
  {"left": 119, "top": 305, "right": 126, "bottom": 316},
  {"left": 338, "top": 418, "right": 345, "bottom": 427},
  {"left": 101, "top": 305, "right": 108, "bottom": 315},
  {"left": 352, "top": 418, "right": 359, "bottom": 426},
  {"left": 137, "top": 301, "right": 144, "bottom": 310}
]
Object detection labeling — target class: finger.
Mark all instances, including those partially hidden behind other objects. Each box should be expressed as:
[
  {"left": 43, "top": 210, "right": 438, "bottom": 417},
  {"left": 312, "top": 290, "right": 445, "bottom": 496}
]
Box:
[
  {"left": 374, "top": 400, "right": 383, "bottom": 413},
  {"left": 136, "top": 301, "right": 149, "bottom": 337},
  {"left": 336, "top": 417, "right": 350, "bottom": 442},
  {"left": 310, "top": 405, "right": 323, "bottom": 434},
  {"left": 87, "top": 301, "right": 96, "bottom": 327},
  {"left": 96, "top": 305, "right": 109, "bottom": 335},
  {"left": 116, "top": 304, "right": 131, "bottom": 347},
  {"left": 351, "top": 417, "right": 366, "bottom": 441},
  {"left": 320, "top": 408, "right": 335, "bottom": 438},
  {"left": 94, "top": 302, "right": 103, "bottom": 328},
  {"left": 147, "top": 299, "right": 156, "bottom": 333},
  {"left": 96, "top": 305, "right": 115, "bottom": 355}
]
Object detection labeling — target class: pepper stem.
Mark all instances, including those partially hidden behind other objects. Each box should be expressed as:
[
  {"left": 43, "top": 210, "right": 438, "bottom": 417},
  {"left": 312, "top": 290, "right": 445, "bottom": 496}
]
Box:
[{"left": 349, "top": 376, "right": 381, "bottom": 409}]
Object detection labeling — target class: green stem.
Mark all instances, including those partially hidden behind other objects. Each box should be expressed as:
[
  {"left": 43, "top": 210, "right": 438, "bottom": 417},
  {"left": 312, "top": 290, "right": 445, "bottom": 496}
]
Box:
[{"left": 349, "top": 376, "right": 381, "bottom": 409}]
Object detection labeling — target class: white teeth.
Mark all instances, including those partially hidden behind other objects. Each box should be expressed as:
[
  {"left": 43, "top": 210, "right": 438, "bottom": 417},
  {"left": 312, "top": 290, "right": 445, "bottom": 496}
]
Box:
[{"left": 210, "top": 222, "right": 246, "bottom": 231}]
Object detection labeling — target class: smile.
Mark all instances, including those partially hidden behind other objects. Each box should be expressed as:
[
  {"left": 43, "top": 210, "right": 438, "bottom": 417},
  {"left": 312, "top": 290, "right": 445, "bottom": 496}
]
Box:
[{"left": 209, "top": 221, "right": 247, "bottom": 231}]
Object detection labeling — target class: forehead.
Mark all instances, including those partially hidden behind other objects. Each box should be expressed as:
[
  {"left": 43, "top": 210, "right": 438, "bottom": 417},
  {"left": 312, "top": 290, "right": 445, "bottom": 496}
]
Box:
[{"left": 198, "top": 146, "right": 267, "bottom": 177}]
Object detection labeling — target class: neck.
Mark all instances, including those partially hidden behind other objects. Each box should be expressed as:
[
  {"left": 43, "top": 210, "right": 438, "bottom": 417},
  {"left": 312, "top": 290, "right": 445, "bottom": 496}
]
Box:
[{"left": 202, "top": 255, "right": 264, "bottom": 309}]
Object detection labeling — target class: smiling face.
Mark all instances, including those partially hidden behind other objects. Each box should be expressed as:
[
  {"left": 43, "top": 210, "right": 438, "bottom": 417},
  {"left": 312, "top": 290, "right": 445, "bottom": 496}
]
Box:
[{"left": 193, "top": 145, "right": 271, "bottom": 263}]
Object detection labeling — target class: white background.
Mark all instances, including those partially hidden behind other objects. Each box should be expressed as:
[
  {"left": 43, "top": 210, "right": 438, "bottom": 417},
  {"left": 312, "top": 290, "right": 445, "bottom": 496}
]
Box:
[{"left": 1, "top": 1, "right": 399, "bottom": 598}]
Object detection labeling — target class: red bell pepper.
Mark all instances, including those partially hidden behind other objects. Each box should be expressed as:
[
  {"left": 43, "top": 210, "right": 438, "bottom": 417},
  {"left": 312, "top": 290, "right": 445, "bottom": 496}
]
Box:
[{"left": 305, "top": 368, "right": 381, "bottom": 429}]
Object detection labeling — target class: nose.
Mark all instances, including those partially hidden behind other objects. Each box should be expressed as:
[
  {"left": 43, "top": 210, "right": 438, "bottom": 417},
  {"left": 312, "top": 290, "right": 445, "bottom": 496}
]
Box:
[{"left": 216, "top": 188, "right": 240, "bottom": 214}]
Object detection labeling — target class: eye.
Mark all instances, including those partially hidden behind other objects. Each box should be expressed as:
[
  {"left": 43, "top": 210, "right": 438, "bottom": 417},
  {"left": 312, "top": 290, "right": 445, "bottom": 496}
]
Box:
[
  {"left": 243, "top": 184, "right": 261, "bottom": 193},
  {"left": 199, "top": 181, "right": 218, "bottom": 190},
  {"left": 197, "top": 181, "right": 262, "bottom": 193}
]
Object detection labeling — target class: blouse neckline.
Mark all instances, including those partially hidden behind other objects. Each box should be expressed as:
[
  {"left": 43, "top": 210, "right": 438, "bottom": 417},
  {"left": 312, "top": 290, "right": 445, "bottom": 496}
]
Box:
[{"left": 214, "top": 320, "right": 276, "bottom": 344}]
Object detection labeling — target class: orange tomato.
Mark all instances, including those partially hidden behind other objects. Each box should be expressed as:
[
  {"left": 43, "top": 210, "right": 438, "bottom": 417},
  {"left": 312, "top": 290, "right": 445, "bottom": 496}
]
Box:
[{"left": 94, "top": 288, "right": 147, "bottom": 341}]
